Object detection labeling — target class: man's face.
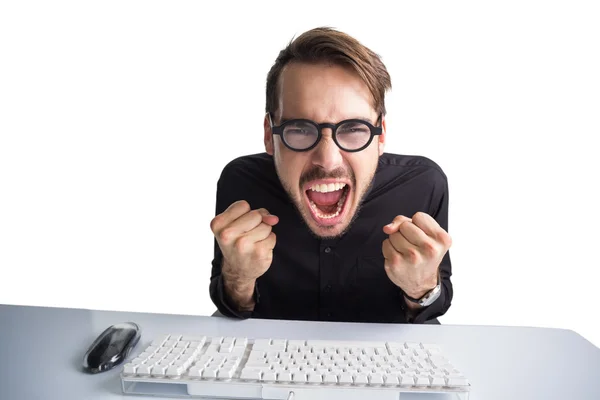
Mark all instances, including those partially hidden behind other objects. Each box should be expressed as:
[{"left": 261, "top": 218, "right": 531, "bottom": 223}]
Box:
[{"left": 264, "top": 62, "right": 386, "bottom": 239}]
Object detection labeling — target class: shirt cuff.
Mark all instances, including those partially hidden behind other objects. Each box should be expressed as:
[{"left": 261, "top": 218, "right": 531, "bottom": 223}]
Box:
[{"left": 215, "top": 274, "right": 259, "bottom": 319}]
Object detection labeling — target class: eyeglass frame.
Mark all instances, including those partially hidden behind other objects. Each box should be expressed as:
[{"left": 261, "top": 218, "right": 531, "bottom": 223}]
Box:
[{"left": 267, "top": 113, "right": 384, "bottom": 153}]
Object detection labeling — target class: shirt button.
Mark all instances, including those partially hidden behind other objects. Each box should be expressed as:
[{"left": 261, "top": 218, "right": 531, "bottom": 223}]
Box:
[{"left": 324, "top": 247, "right": 331, "bottom": 253}]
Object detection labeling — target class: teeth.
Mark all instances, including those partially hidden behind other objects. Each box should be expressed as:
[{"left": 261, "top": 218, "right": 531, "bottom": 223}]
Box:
[
  {"left": 310, "top": 182, "right": 347, "bottom": 193},
  {"left": 308, "top": 189, "right": 348, "bottom": 219}
]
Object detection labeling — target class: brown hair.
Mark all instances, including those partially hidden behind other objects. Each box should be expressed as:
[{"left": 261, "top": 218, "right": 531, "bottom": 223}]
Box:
[{"left": 265, "top": 27, "right": 392, "bottom": 118}]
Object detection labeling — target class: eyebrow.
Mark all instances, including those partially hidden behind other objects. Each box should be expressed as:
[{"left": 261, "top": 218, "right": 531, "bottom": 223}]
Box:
[{"left": 279, "top": 116, "right": 376, "bottom": 125}]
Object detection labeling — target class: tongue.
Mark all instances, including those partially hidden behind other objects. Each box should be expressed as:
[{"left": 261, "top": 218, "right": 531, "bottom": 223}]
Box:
[{"left": 307, "top": 188, "right": 344, "bottom": 207}]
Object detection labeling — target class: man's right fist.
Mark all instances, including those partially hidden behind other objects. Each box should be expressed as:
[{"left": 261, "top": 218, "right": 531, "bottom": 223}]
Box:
[{"left": 210, "top": 200, "right": 279, "bottom": 286}]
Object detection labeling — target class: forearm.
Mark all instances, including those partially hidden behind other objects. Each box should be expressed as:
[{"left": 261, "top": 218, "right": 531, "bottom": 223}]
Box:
[{"left": 222, "top": 260, "right": 256, "bottom": 312}]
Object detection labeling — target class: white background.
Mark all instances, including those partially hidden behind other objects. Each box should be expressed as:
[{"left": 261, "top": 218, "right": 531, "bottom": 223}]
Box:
[{"left": 1, "top": 1, "right": 599, "bottom": 347}]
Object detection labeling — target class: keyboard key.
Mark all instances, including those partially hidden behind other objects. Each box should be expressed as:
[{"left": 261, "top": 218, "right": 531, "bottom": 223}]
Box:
[
  {"left": 188, "top": 341, "right": 205, "bottom": 349},
  {"left": 448, "top": 377, "right": 470, "bottom": 387},
  {"left": 431, "top": 376, "right": 445, "bottom": 386},
  {"left": 183, "top": 347, "right": 199, "bottom": 356},
  {"left": 166, "top": 365, "right": 184, "bottom": 377},
  {"left": 415, "top": 376, "right": 430, "bottom": 386},
  {"left": 137, "top": 364, "right": 153, "bottom": 375},
  {"left": 277, "top": 371, "right": 292, "bottom": 382},
  {"left": 384, "top": 375, "right": 399, "bottom": 386},
  {"left": 292, "top": 373, "right": 307, "bottom": 383},
  {"left": 217, "top": 369, "right": 234, "bottom": 379},
  {"left": 262, "top": 372, "right": 277, "bottom": 382},
  {"left": 241, "top": 369, "right": 262, "bottom": 380},
  {"left": 187, "top": 367, "right": 203, "bottom": 377},
  {"left": 339, "top": 373, "right": 353, "bottom": 384},
  {"left": 202, "top": 369, "right": 218, "bottom": 378},
  {"left": 354, "top": 374, "right": 368, "bottom": 385},
  {"left": 152, "top": 365, "right": 167, "bottom": 376},
  {"left": 181, "top": 335, "right": 206, "bottom": 343},
  {"left": 219, "top": 343, "right": 233, "bottom": 353},
  {"left": 369, "top": 373, "right": 384, "bottom": 385},
  {"left": 400, "top": 376, "right": 415, "bottom": 386},
  {"left": 123, "top": 363, "right": 137, "bottom": 374}
]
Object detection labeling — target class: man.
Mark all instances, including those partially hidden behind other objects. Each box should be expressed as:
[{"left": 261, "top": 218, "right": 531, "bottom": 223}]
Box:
[{"left": 209, "top": 27, "right": 453, "bottom": 324}]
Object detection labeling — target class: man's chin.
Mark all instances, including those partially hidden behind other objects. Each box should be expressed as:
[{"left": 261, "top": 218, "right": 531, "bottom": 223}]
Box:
[
  {"left": 307, "top": 221, "right": 347, "bottom": 239},
  {"left": 300, "top": 208, "right": 354, "bottom": 239}
]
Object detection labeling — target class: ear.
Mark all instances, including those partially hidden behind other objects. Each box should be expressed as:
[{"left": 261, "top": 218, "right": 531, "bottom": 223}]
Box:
[
  {"left": 378, "top": 115, "right": 387, "bottom": 156},
  {"left": 264, "top": 113, "right": 274, "bottom": 155}
]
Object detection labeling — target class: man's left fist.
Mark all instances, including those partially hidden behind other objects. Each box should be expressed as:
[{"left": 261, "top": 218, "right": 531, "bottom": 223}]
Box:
[{"left": 382, "top": 212, "right": 452, "bottom": 300}]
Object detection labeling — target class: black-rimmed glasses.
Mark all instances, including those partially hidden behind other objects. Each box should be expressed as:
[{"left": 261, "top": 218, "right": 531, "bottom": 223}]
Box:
[{"left": 269, "top": 113, "right": 383, "bottom": 152}]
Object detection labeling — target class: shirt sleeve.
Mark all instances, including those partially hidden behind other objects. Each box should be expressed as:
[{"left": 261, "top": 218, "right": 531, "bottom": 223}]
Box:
[
  {"left": 404, "top": 169, "right": 454, "bottom": 323},
  {"left": 208, "top": 160, "right": 260, "bottom": 319}
]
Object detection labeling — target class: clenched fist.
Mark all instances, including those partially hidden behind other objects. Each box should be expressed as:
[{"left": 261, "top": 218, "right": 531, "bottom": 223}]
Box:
[
  {"left": 210, "top": 200, "right": 279, "bottom": 310},
  {"left": 382, "top": 212, "right": 452, "bottom": 306}
]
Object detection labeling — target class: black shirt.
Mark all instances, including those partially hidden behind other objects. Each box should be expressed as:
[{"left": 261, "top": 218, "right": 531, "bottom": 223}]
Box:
[{"left": 210, "top": 152, "right": 453, "bottom": 324}]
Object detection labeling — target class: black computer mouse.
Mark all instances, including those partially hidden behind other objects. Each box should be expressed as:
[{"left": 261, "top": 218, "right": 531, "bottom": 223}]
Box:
[{"left": 82, "top": 322, "right": 141, "bottom": 373}]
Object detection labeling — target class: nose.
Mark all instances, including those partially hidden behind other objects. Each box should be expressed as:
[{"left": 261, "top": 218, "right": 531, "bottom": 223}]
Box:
[{"left": 311, "top": 129, "right": 344, "bottom": 172}]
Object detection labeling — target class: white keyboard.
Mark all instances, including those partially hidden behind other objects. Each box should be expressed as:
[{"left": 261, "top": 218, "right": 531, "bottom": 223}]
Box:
[{"left": 120, "top": 334, "right": 471, "bottom": 400}]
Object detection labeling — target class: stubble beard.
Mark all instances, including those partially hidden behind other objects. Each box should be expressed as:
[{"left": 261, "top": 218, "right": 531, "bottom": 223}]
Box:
[{"left": 274, "top": 161, "right": 377, "bottom": 240}]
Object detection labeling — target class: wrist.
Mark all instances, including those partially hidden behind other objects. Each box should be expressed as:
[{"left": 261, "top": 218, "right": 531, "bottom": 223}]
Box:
[
  {"left": 222, "top": 264, "right": 256, "bottom": 311},
  {"left": 404, "top": 275, "right": 438, "bottom": 300},
  {"left": 403, "top": 270, "right": 441, "bottom": 308}
]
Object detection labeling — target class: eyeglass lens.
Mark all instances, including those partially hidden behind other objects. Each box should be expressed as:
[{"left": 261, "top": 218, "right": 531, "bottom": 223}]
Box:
[{"left": 283, "top": 121, "right": 372, "bottom": 150}]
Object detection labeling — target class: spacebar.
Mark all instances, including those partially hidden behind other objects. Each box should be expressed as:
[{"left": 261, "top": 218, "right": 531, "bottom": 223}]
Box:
[{"left": 262, "top": 386, "right": 398, "bottom": 400}]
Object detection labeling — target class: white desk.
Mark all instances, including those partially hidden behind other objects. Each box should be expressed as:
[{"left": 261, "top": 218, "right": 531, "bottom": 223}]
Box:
[{"left": 0, "top": 304, "right": 598, "bottom": 400}]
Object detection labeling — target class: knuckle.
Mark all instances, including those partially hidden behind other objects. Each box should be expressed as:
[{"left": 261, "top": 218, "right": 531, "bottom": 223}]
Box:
[
  {"left": 210, "top": 215, "right": 222, "bottom": 233},
  {"left": 413, "top": 211, "right": 426, "bottom": 220},
  {"left": 422, "top": 241, "right": 438, "bottom": 257},
  {"left": 384, "top": 262, "right": 393, "bottom": 276},
  {"left": 398, "top": 221, "right": 409, "bottom": 233},
  {"left": 236, "top": 200, "right": 251, "bottom": 211},
  {"left": 251, "top": 209, "right": 264, "bottom": 219},
  {"left": 255, "top": 247, "right": 272, "bottom": 262},
  {"left": 391, "top": 251, "right": 403, "bottom": 266},
  {"left": 441, "top": 232, "right": 453, "bottom": 248},
  {"left": 394, "top": 215, "right": 410, "bottom": 224},
  {"left": 407, "top": 248, "right": 420, "bottom": 263},
  {"left": 234, "top": 236, "right": 251, "bottom": 254},
  {"left": 218, "top": 228, "right": 234, "bottom": 245}
]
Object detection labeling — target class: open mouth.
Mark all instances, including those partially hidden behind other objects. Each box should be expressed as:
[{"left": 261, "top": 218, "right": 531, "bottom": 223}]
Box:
[{"left": 303, "top": 181, "right": 351, "bottom": 226}]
